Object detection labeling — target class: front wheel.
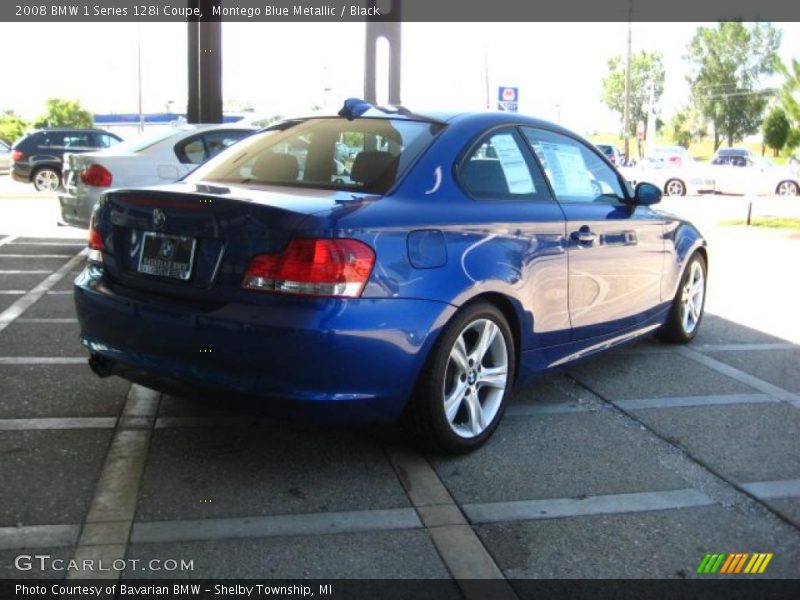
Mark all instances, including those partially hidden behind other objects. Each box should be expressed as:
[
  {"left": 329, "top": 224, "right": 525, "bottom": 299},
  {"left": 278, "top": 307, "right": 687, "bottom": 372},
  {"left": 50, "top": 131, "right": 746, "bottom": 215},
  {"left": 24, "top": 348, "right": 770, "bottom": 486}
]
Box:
[
  {"left": 405, "top": 301, "right": 515, "bottom": 454},
  {"left": 657, "top": 253, "right": 707, "bottom": 344},
  {"left": 664, "top": 179, "right": 686, "bottom": 197},
  {"left": 32, "top": 167, "right": 61, "bottom": 192}
]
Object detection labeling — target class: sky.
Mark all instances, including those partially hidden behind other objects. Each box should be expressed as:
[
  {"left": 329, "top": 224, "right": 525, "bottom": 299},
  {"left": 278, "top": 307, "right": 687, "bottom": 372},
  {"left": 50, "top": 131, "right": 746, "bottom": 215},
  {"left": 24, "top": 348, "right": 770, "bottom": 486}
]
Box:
[{"left": 1, "top": 21, "right": 799, "bottom": 136}]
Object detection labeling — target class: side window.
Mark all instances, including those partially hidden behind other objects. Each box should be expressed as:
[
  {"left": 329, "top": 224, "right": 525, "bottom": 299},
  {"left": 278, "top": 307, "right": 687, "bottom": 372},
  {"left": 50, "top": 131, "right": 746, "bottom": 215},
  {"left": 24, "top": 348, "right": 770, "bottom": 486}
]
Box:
[
  {"left": 459, "top": 130, "right": 549, "bottom": 200},
  {"left": 62, "top": 133, "right": 92, "bottom": 148},
  {"left": 202, "top": 130, "right": 249, "bottom": 159},
  {"left": 521, "top": 127, "right": 626, "bottom": 204},
  {"left": 94, "top": 133, "right": 119, "bottom": 149},
  {"left": 175, "top": 135, "right": 208, "bottom": 164},
  {"left": 39, "top": 133, "right": 59, "bottom": 148}
]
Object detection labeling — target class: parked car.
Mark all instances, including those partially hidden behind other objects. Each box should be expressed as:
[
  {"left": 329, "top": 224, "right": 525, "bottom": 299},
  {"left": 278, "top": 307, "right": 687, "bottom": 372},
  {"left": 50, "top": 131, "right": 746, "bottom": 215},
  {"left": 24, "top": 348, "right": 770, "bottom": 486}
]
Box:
[
  {"left": 0, "top": 140, "right": 11, "bottom": 174},
  {"left": 646, "top": 145, "right": 694, "bottom": 167},
  {"left": 595, "top": 143, "right": 623, "bottom": 166},
  {"left": 704, "top": 156, "right": 799, "bottom": 196},
  {"left": 75, "top": 101, "right": 707, "bottom": 453},
  {"left": 11, "top": 128, "right": 122, "bottom": 191},
  {"left": 710, "top": 147, "right": 755, "bottom": 165},
  {"left": 59, "top": 124, "right": 257, "bottom": 228},
  {"left": 618, "top": 157, "right": 712, "bottom": 196}
]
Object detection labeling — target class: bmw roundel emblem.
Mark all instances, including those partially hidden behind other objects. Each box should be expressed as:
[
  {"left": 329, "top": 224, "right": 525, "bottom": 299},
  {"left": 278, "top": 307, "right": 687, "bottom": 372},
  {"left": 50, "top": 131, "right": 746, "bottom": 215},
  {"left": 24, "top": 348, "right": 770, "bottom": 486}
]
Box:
[
  {"left": 153, "top": 208, "right": 166, "bottom": 229},
  {"left": 160, "top": 239, "right": 174, "bottom": 259}
]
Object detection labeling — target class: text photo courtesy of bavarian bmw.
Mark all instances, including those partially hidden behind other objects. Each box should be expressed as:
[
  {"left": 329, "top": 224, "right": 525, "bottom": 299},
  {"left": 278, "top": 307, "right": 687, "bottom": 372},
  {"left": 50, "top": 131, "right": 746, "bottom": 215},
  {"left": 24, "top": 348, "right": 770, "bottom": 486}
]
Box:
[{"left": 74, "top": 100, "right": 707, "bottom": 453}]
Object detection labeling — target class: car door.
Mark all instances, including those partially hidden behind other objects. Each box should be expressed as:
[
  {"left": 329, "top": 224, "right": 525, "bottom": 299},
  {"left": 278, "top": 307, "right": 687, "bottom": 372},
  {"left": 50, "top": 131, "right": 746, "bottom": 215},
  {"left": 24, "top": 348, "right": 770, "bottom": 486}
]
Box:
[
  {"left": 457, "top": 127, "right": 571, "bottom": 348},
  {"left": 520, "top": 127, "right": 666, "bottom": 341}
]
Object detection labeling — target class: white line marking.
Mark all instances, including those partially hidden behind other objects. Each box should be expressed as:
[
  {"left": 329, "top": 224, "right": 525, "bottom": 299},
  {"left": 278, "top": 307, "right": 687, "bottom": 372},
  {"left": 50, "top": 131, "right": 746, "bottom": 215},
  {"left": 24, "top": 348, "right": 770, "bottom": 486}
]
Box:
[
  {"left": 0, "top": 291, "right": 26, "bottom": 295},
  {"left": 463, "top": 489, "right": 715, "bottom": 524},
  {"left": 9, "top": 241, "right": 85, "bottom": 246},
  {"left": 47, "top": 290, "right": 73, "bottom": 295},
  {"left": 741, "top": 479, "right": 800, "bottom": 500},
  {"left": 0, "top": 236, "right": 17, "bottom": 247},
  {"left": 68, "top": 385, "right": 160, "bottom": 581},
  {"left": 132, "top": 508, "right": 421, "bottom": 544},
  {"left": 0, "top": 524, "right": 79, "bottom": 550},
  {"left": 385, "top": 447, "right": 516, "bottom": 596},
  {"left": 0, "top": 418, "right": 116, "bottom": 430},
  {"left": 0, "top": 250, "right": 85, "bottom": 335},
  {"left": 0, "top": 270, "right": 53, "bottom": 274},
  {"left": 0, "top": 357, "right": 86, "bottom": 365},
  {"left": 674, "top": 346, "right": 800, "bottom": 408},
  {"left": 614, "top": 393, "right": 780, "bottom": 411},
  {"left": 16, "top": 318, "right": 78, "bottom": 324},
  {"left": 0, "top": 254, "right": 74, "bottom": 258},
  {"left": 694, "top": 343, "right": 798, "bottom": 352}
]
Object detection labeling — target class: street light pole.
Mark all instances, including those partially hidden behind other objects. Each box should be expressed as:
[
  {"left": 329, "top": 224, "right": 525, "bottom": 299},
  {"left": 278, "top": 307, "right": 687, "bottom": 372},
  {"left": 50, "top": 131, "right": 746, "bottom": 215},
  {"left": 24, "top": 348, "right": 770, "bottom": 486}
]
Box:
[{"left": 137, "top": 23, "right": 143, "bottom": 133}]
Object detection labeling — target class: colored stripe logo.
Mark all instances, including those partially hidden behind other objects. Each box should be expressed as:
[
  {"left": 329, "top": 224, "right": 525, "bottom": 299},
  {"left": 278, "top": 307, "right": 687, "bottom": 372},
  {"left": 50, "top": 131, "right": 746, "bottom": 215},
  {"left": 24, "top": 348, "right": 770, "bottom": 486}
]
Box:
[{"left": 696, "top": 552, "right": 773, "bottom": 574}]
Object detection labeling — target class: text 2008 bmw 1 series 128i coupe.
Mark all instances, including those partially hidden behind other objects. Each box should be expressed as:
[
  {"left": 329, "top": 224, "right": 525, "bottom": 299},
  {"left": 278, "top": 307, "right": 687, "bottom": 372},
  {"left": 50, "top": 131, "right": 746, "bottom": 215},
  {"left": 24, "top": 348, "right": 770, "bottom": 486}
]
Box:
[{"left": 75, "top": 100, "right": 707, "bottom": 453}]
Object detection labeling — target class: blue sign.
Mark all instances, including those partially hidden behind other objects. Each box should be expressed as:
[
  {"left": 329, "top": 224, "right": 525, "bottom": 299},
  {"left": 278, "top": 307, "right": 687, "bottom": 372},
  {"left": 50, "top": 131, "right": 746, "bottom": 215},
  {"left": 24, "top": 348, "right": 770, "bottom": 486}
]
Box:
[{"left": 498, "top": 87, "right": 519, "bottom": 112}]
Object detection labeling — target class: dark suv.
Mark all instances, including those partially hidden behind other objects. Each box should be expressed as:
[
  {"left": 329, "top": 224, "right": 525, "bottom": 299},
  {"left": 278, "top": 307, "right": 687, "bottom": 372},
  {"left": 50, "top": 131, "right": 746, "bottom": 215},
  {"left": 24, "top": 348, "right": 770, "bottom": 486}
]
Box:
[{"left": 11, "top": 128, "right": 122, "bottom": 191}]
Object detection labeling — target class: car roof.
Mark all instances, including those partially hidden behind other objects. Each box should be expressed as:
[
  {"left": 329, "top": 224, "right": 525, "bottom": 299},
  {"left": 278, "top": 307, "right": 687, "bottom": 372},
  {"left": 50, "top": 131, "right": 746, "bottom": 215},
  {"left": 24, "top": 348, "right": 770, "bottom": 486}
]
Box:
[{"left": 30, "top": 128, "right": 114, "bottom": 133}]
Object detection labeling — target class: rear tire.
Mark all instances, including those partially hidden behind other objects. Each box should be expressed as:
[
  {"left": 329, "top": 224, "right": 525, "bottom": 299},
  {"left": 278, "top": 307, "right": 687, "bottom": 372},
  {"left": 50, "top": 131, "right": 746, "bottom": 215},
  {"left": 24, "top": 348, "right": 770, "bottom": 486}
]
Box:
[
  {"left": 775, "top": 181, "right": 799, "bottom": 196},
  {"left": 656, "top": 253, "right": 707, "bottom": 344},
  {"left": 404, "top": 301, "right": 515, "bottom": 454},
  {"left": 32, "top": 167, "right": 61, "bottom": 192}
]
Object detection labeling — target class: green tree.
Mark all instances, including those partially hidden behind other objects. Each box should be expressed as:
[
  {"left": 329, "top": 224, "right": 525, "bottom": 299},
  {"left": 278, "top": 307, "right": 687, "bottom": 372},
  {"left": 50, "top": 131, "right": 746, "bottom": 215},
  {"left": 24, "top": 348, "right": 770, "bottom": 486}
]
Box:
[
  {"left": 601, "top": 51, "right": 666, "bottom": 142},
  {"left": 33, "top": 98, "right": 93, "bottom": 129},
  {"left": 0, "top": 113, "right": 28, "bottom": 144},
  {"left": 687, "top": 21, "right": 781, "bottom": 151},
  {"left": 762, "top": 107, "right": 790, "bottom": 156},
  {"left": 668, "top": 107, "right": 707, "bottom": 149},
  {"left": 779, "top": 59, "right": 800, "bottom": 124}
]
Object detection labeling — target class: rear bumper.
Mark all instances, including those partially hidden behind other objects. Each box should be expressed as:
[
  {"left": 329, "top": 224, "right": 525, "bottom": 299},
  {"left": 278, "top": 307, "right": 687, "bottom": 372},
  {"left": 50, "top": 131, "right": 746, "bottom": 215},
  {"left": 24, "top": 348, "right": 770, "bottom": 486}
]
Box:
[{"left": 74, "top": 266, "right": 456, "bottom": 422}]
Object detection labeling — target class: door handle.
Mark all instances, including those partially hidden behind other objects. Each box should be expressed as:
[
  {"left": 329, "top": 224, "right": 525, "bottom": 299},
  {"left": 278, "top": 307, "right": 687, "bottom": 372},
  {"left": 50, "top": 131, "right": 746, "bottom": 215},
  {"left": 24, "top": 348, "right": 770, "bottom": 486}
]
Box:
[{"left": 570, "top": 227, "right": 597, "bottom": 244}]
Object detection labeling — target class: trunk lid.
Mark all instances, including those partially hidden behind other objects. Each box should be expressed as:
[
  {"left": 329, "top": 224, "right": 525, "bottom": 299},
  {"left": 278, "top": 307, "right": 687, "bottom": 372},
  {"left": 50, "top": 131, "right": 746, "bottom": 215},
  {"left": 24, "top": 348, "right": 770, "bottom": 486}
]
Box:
[{"left": 96, "top": 182, "right": 373, "bottom": 304}]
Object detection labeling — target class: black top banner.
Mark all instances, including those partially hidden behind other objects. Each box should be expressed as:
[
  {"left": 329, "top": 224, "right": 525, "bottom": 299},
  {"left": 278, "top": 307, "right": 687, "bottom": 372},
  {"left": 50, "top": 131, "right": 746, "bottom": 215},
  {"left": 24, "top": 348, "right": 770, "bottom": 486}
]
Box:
[{"left": 3, "top": 0, "right": 800, "bottom": 22}]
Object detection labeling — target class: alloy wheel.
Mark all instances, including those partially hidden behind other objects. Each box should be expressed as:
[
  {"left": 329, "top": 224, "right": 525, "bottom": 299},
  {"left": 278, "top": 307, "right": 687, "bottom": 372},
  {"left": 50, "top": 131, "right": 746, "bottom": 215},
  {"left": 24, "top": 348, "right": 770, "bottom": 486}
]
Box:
[
  {"left": 776, "top": 181, "right": 799, "bottom": 196},
  {"left": 680, "top": 260, "right": 705, "bottom": 335},
  {"left": 33, "top": 169, "right": 60, "bottom": 192},
  {"left": 666, "top": 179, "right": 685, "bottom": 196},
  {"left": 442, "top": 318, "right": 509, "bottom": 438}
]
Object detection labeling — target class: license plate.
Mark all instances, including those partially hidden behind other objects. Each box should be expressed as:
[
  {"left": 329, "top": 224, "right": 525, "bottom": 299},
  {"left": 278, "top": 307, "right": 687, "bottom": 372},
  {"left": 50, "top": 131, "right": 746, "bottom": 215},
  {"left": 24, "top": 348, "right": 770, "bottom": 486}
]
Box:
[{"left": 137, "top": 232, "right": 196, "bottom": 280}]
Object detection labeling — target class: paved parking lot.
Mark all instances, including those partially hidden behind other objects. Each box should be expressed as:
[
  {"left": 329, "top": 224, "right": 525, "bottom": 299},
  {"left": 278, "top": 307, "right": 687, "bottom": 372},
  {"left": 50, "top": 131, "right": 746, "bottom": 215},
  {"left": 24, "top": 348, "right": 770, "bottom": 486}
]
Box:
[{"left": 1, "top": 186, "right": 799, "bottom": 593}]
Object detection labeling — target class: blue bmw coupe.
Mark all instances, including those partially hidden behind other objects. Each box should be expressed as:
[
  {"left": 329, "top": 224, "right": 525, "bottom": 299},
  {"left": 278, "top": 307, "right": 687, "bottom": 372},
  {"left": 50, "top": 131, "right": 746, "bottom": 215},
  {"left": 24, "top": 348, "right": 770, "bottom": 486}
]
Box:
[{"left": 75, "top": 101, "right": 707, "bottom": 452}]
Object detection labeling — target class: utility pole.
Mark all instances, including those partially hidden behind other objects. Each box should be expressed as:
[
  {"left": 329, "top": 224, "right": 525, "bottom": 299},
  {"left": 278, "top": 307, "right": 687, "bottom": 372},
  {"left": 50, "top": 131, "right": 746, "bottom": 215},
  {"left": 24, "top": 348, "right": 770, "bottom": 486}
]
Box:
[
  {"left": 137, "top": 23, "right": 143, "bottom": 133},
  {"left": 484, "top": 40, "right": 490, "bottom": 109},
  {"left": 622, "top": 3, "right": 632, "bottom": 161}
]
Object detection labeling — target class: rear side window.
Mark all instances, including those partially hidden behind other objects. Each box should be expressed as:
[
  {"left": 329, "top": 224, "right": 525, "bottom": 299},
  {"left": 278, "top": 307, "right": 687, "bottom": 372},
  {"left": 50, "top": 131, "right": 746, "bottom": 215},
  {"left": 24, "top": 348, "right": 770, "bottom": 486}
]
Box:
[
  {"left": 174, "top": 130, "right": 252, "bottom": 165},
  {"left": 188, "top": 117, "right": 444, "bottom": 194},
  {"left": 94, "top": 133, "right": 120, "bottom": 148},
  {"left": 521, "top": 127, "right": 625, "bottom": 204},
  {"left": 459, "top": 130, "right": 550, "bottom": 200}
]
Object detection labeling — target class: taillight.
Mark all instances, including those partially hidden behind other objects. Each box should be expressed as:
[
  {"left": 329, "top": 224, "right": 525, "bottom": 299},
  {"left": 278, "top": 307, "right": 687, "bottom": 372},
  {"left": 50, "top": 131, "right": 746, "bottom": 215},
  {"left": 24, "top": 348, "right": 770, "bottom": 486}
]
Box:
[
  {"left": 11, "top": 150, "right": 25, "bottom": 161},
  {"left": 242, "top": 239, "right": 375, "bottom": 298},
  {"left": 80, "top": 164, "right": 113, "bottom": 187},
  {"left": 87, "top": 217, "right": 104, "bottom": 264}
]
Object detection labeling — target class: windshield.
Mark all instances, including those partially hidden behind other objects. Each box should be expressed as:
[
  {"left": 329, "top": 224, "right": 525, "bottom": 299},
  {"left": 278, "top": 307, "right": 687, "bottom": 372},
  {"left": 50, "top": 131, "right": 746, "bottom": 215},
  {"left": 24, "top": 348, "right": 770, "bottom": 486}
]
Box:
[{"left": 188, "top": 117, "right": 444, "bottom": 194}]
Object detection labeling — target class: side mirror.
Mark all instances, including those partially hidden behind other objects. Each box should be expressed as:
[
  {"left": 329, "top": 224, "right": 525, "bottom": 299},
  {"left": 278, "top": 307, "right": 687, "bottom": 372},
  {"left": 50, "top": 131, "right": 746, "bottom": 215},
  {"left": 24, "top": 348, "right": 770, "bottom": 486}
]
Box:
[{"left": 634, "top": 182, "right": 662, "bottom": 206}]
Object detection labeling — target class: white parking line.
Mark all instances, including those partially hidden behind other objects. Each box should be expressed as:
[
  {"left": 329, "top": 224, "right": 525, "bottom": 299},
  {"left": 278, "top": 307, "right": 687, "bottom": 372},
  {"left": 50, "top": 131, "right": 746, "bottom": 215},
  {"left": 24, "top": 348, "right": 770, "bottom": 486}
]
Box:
[
  {"left": 693, "top": 343, "right": 798, "bottom": 352},
  {"left": 0, "top": 357, "right": 86, "bottom": 365},
  {"left": 47, "top": 290, "right": 73, "bottom": 295},
  {"left": 0, "top": 254, "right": 75, "bottom": 258},
  {"left": 674, "top": 346, "right": 800, "bottom": 408},
  {"left": 132, "top": 508, "right": 421, "bottom": 544},
  {"left": 741, "top": 479, "right": 800, "bottom": 500},
  {"left": 614, "top": 393, "right": 780, "bottom": 411},
  {"left": 9, "top": 241, "right": 85, "bottom": 246},
  {"left": 0, "top": 418, "right": 116, "bottom": 430},
  {"left": 0, "top": 250, "right": 86, "bottom": 335},
  {"left": 0, "top": 236, "right": 17, "bottom": 247},
  {"left": 0, "top": 270, "right": 53, "bottom": 274},
  {"left": 68, "top": 385, "right": 160, "bottom": 581},
  {"left": 0, "top": 291, "right": 26, "bottom": 295},
  {"left": 385, "top": 447, "right": 518, "bottom": 599},
  {"left": 0, "top": 524, "right": 80, "bottom": 551},
  {"left": 16, "top": 318, "right": 79, "bottom": 324},
  {"left": 463, "top": 489, "right": 715, "bottom": 524}
]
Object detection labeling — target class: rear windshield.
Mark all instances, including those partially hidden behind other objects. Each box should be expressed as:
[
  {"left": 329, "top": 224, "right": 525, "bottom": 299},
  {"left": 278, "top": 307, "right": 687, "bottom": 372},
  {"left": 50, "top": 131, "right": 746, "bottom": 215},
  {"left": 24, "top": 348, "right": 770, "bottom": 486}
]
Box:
[
  {"left": 187, "top": 117, "right": 444, "bottom": 194},
  {"left": 110, "top": 128, "right": 184, "bottom": 154}
]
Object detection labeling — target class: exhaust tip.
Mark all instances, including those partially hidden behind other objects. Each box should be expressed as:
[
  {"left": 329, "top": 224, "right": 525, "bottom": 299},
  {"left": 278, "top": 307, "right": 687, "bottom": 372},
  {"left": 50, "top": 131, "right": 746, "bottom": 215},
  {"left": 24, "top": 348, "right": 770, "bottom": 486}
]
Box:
[{"left": 88, "top": 353, "right": 114, "bottom": 378}]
